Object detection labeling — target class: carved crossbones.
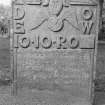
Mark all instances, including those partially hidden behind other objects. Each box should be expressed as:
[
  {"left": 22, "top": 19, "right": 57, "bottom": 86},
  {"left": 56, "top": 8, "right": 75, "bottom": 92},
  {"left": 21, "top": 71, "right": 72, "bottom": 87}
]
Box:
[{"left": 31, "top": 0, "right": 79, "bottom": 32}]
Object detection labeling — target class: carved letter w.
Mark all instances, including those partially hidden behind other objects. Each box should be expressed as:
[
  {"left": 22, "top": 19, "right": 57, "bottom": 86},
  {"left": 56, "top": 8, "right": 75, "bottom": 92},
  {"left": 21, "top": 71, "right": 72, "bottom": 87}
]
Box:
[{"left": 82, "top": 21, "right": 93, "bottom": 34}]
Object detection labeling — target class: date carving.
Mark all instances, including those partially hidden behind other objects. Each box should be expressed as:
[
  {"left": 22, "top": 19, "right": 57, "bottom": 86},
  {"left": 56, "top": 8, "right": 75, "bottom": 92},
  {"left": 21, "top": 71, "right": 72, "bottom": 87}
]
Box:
[{"left": 15, "top": 34, "right": 95, "bottom": 49}]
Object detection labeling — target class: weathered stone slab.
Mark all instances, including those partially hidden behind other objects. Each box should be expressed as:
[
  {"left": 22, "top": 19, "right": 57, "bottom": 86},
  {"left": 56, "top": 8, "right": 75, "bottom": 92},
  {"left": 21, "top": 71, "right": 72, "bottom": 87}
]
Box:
[{"left": 9, "top": 0, "right": 100, "bottom": 104}]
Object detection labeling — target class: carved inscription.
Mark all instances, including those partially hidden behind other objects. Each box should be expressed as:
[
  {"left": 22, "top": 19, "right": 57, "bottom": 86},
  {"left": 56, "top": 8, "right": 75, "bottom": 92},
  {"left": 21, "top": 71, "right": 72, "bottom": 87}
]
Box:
[
  {"left": 80, "top": 7, "right": 94, "bottom": 34},
  {"left": 17, "top": 51, "right": 91, "bottom": 90},
  {"left": 15, "top": 35, "right": 95, "bottom": 49},
  {"left": 14, "top": 6, "right": 25, "bottom": 34}
]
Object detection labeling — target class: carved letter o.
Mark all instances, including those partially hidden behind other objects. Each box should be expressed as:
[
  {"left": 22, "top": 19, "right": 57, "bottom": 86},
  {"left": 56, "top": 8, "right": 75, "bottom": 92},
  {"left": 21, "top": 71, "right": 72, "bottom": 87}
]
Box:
[
  {"left": 69, "top": 37, "right": 79, "bottom": 49},
  {"left": 19, "top": 37, "right": 30, "bottom": 48},
  {"left": 82, "top": 8, "right": 93, "bottom": 20},
  {"left": 41, "top": 36, "right": 52, "bottom": 49}
]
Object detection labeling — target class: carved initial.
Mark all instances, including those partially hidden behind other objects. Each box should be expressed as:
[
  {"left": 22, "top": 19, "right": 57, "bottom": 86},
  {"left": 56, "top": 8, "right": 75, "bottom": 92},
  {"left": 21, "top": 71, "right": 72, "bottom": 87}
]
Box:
[
  {"left": 80, "top": 8, "right": 94, "bottom": 34},
  {"left": 14, "top": 7, "right": 25, "bottom": 34},
  {"left": 81, "top": 21, "right": 93, "bottom": 34},
  {"left": 14, "top": 7, "right": 25, "bottom": 20}
]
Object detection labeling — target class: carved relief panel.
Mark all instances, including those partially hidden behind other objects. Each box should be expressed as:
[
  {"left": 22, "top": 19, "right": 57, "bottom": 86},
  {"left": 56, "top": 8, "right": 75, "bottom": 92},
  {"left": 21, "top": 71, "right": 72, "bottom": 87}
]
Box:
[{"left": 8, "top": 0, "right": 100, "bottom": 105}]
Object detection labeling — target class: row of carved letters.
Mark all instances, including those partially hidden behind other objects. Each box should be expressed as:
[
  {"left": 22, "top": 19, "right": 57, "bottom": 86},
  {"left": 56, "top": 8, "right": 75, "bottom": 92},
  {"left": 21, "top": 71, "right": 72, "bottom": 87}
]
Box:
[{"left": 15, "top": 35, "right": 79, "bottom": 49}]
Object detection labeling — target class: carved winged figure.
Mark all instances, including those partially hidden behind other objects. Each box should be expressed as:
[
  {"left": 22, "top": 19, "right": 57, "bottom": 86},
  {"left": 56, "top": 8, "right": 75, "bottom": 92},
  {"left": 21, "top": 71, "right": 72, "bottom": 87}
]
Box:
[{"left": 31, "top": 0, "right": 80, "bottom": 32}]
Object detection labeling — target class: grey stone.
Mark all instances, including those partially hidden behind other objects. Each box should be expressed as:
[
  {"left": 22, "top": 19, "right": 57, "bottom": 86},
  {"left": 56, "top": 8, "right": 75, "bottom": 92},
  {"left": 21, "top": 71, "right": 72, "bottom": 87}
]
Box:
[{"left": 0, "top": 0, "right": 100, "bottom": 104}]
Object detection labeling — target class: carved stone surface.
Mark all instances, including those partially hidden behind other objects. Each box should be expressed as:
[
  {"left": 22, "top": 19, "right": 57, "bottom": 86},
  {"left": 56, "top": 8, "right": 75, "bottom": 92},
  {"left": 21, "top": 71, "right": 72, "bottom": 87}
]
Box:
[{"left": 2, "top": 0, "right": 99, "bottom": 104}]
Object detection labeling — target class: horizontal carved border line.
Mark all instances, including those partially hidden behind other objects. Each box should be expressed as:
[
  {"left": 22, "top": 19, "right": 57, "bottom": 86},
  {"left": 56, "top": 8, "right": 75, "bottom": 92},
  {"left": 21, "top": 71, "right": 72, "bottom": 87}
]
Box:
[{"left": 13, "top": 0, "right": 98, "bottom": 6}]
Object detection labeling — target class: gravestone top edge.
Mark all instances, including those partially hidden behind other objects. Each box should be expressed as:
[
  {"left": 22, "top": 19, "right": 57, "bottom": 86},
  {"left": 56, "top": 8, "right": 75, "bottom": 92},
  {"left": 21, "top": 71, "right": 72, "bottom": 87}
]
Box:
[{"left": 12, "top": 0, "right": 99, "bottom": 5}]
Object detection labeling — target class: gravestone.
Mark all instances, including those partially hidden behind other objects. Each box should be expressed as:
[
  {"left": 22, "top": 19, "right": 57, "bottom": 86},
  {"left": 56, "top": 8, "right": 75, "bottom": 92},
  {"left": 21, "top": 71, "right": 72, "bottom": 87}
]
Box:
[{"left": 8, "top": 0, "right": 100, "bottom": 104}]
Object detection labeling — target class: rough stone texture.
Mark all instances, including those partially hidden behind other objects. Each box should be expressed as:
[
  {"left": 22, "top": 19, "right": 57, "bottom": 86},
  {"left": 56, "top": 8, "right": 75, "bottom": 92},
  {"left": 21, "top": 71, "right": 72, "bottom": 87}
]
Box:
[
  {"left": 0, "top": 0, "right": 100, "bottom": 104},
  {"left": 0, "top": 39, "right": 105, "bottom": 105}
]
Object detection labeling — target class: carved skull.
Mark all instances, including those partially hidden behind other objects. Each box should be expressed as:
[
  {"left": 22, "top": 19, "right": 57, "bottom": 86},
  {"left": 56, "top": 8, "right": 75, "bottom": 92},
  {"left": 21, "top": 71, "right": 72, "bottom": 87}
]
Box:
[
  {"left": 48, "top": 0, "right": 63, "bottom": 16},
  {"left": 42, "top": 0, "right": 50, "bottom": 6}
]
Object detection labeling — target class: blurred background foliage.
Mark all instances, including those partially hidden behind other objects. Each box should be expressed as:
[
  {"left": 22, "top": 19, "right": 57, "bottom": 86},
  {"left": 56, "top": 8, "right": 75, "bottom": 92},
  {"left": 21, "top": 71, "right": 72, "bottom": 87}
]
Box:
[
  {"left": 0, "top": 4, "right": 11, "bottom": 37},
  {"left": 0, "top": 4, "right": 11, "bottom": 84}
]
